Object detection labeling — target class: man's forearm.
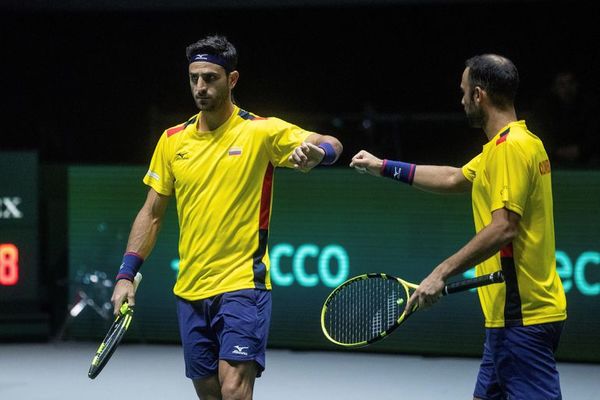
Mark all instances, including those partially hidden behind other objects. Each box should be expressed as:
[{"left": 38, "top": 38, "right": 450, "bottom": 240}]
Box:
[
  {"left": 412, "top": 165, "right": 471, "bottom": 194},
  {"left": 125, "top": 208, "right": 162, "bottom": 258},
  {"left": 433, "top": 219, "right": 515, "bottom": 281}
]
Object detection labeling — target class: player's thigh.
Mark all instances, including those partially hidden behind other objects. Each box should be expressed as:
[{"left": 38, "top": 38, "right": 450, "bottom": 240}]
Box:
[
  {"left": 473, "top": 332, "right": 504, "bottom": 400},
  {"left": 495, "top": 322, "right": 563, "bottom": 400},
  {"left": 217, "top": 289, "right": 272, "bottom": 375},
  {"left": 177, "top": 297, "right": 220, "bottom": 379}
]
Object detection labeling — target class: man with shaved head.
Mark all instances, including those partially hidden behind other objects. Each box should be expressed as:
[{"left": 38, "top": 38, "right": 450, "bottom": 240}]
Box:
[{"left": 351, "top": 54, "right": 566, "bottom": 399}]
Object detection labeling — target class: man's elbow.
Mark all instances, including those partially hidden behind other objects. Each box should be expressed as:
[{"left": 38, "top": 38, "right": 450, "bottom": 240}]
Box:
[
  {"left": 335, "top": 140, "right": 343, "bottom": 155},
  {"left": 500, "top": 221, "right": 519, "bottom": 244},
  {"left": 447, "top": 168, "right": 470, "bottom": 193}
]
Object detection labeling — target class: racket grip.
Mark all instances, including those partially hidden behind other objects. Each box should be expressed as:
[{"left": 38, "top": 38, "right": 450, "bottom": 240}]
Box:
[
  {"left": 133, "top": 272, "right": 143, "bottom": 293},
  {"left": 443, "top": 271, "right": 504, "bottom": 295}
]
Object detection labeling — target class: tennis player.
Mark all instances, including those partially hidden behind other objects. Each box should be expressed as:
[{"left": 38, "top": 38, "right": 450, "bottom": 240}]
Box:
[
  {"left": 350, "top": 54, "right": 566, "bottom": 399},
  {"left": 110, "top": 34, "right": 342, "bottom": 400}
]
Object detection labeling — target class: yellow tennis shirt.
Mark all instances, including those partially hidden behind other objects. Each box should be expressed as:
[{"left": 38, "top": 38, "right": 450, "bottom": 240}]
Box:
[
  {"left": 462, "top": 120, "right": 567, "bottom": 328},
  {"left": 143, "top": 106, "right": 312, "bottom": 300}
]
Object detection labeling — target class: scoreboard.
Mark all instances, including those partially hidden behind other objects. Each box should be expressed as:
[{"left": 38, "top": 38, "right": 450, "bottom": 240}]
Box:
[{"left": 0, "top": 152, "right": 42, "bottom": 319}]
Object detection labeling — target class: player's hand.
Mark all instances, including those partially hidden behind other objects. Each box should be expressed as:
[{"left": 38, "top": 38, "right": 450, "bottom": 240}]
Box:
[
  {"left": 404, "top": 273, "right": 444, "bottom": 315},
  {"left": 288, "top": 142, "right": 324, "bottom": 171},
  {"left": 350, "top": 150, "right": 384, "bottom": 176},
  {"left": 111, "top": 279, "right": 136, "bottom": 316}
]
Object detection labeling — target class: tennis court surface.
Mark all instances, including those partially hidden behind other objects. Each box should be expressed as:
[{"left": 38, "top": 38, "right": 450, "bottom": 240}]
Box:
[{"left": 1, "top": 342, "right": 599, "bottom": 399}]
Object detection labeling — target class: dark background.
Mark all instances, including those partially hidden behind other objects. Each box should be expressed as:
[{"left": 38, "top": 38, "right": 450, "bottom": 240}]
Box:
[
  {"left": 2, "top": 0, "right": 599, "bottom": 167},
  {"left": 1, "top": 0, "right": 599, "bottom": 355}
]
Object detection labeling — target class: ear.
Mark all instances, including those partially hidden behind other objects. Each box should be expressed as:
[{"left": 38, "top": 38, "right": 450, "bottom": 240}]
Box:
[
  {"left": 229, "top": 70, "right": 240, "bottom": 89},
  {"left": 472, "top": 86, "right": 484, "bottom": 104}
]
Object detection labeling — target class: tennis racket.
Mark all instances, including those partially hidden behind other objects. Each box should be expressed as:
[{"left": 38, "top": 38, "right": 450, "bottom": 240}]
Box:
[
  {"left": 321, "top": 270, "right": 504, "bottom": 348},
  {"left": 88, "top": 272, "right": 142, "bottom": 379}
]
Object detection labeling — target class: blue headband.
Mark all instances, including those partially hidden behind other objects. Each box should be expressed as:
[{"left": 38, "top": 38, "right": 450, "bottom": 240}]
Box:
[{"left": 188, "top": 53, "right": 232, "bottom": 72}]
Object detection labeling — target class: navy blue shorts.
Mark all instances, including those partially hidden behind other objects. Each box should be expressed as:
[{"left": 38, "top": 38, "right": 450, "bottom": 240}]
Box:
[
  {"left": 474, "top": 321, "right": 564, "bottom": 400},
  {"left": 176, "top": 289, "right": 272, "bottom": 380}
]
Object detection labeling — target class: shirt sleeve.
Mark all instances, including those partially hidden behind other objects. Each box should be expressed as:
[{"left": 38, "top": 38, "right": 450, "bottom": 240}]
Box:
[
  {"left": 485, "top": 140, "right": 530, "bottom": 216},
  {"left": 263, "top": 118, "right": 313, "bottom": 167},
  {"left": 142, "top": 132, "right": 175, "bottom": 196},
  {"left": 461, "top": 153, "right": 482, "bottom": 182}
]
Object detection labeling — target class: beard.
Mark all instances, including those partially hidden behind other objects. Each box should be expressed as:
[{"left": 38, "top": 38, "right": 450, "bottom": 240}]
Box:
[
  {"left": 194, "top": 89, "right": 228, "bottom": 111},
  {"left": 465, "top": 105, "right": 485, "bottom": 128}
]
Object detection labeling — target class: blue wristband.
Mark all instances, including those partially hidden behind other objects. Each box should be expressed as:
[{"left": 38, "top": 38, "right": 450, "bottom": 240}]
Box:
[
  {"left": 116, "top": 252, "right": 144, "bottom": 282},
  {"left": 318, "top": 142, "right": 337, "bottom": 165},
  {"left": 380, "top": 159, "right": 416, "bottom": 184}
]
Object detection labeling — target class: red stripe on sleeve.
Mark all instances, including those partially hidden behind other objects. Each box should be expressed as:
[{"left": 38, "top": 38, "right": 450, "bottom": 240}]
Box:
[
  {"left": 496, "top": 134, "right": 508, "bottom": 145},
  {"left": 495, "top": 128, "right": 510, "bottom": 145},
  {"left": 167, "top": 124, "right": 185, "bottom": 137}
]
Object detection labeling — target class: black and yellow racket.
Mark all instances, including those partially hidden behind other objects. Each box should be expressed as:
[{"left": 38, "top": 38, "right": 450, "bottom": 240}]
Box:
[
  {"left": 321, "top": 270, "right": 504, "bottom": 348},
  {"left": 88, "top": 272, "right": 142, "bottom": 379}
]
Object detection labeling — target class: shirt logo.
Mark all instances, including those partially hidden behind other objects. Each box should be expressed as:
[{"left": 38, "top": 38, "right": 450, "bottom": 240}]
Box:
[
  {"left": 232, "top": 345, "right": 249, "bottom": 356},
  {"left": 539, "top": 159, "right": 551, "bottom": 175},
  {"left": 175, "top": 151, "right": 189, "bottom": 160},
  {"left": 228, "top": 147, "right": 242, "bottom": 156}
]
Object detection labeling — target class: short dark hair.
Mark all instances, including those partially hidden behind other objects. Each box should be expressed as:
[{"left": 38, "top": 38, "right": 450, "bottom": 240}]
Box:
[
  {"left": 465, "top": 54, "right": 519, "bottom": 109},
  {"left": 186, "top": 34, "right": 238, "bottom": 72}
]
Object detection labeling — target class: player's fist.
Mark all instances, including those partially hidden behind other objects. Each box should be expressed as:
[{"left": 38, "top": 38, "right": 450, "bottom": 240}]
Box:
[
  {"left": 111, "top": 279, "right": 136, "bottom": 316},
  {"left": 288, "top": 142, "right": 324, "bottom": 171},
  {"left": 350, "top": 150, "right": 383, "bottom": 176}
]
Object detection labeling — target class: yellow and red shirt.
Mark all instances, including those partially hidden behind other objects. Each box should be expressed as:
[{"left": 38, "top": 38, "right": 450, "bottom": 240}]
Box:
[
  {"left": 462, "top": 120, "right": 567, "bottom": 328},
  {"left": 143, "top": 106, "right": 312, "bottom": 300}
]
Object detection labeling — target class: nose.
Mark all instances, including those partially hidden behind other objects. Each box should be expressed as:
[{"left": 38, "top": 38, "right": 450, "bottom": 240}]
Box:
[{"left": 195, "top": 78, "right": 207, "bottom": 94}]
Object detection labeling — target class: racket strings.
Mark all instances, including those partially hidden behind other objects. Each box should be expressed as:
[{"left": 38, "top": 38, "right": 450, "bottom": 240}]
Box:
[{"left": 325, "top": 278, "right": 406, "bottom": 345}]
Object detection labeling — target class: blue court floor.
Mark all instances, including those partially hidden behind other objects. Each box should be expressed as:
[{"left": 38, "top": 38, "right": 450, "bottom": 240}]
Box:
[{"left": 1, "top": 342, "right": 599, "bottom": 399}]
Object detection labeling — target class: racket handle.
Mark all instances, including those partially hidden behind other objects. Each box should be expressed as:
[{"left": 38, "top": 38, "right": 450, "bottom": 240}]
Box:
[
  {"left": 133, "top": 272, "right": 143, "bottom": 293},
  {"left": 443, "top": 271, "right": 504, "bottom": 295}
]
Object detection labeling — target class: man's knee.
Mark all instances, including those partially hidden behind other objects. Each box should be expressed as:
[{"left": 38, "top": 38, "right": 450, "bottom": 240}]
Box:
[{"left": 220, "top": 379, "right": 251, "bottom": 400}]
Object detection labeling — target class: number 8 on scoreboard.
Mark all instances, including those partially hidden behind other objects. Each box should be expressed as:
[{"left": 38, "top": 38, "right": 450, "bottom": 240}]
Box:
[{"left": 0, "top": 243, "right": 19, "bottom": 286}]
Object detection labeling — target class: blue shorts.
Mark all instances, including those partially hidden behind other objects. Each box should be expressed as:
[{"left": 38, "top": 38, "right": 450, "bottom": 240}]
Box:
[
  {"left": 176, "top": 289, "right": 272, "bottom": 379},
  {"left": 474, "top": 321, "right": 564, "bottom": 400}
]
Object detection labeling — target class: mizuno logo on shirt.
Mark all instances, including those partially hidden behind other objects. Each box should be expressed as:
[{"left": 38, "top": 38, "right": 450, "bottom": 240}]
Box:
[{"left": 175, "top": 152, "right": 189, "bottom": 160}]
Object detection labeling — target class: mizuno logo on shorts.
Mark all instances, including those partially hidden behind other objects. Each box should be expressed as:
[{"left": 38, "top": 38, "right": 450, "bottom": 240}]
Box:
[{"left": 232, "top": 345, "right": 249, "bottom": 356}]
